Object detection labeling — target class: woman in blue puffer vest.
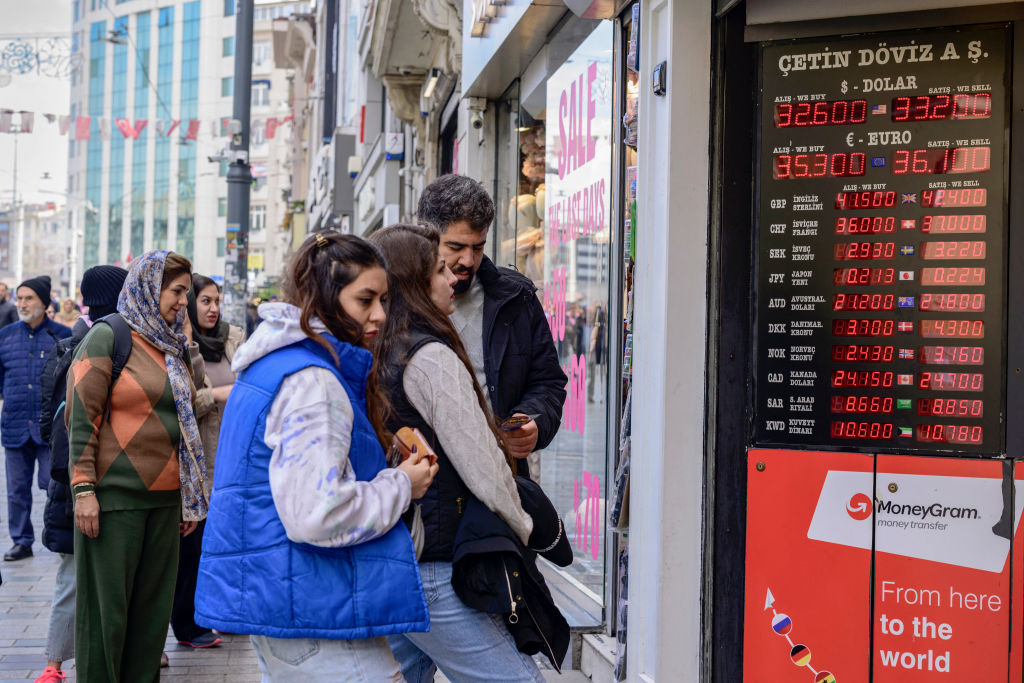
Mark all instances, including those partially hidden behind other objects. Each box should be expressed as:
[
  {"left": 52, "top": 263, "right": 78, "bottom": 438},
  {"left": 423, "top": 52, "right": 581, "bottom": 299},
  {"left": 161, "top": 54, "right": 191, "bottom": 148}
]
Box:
[{"left": 195, "top": 232, "right": 437, "bottom": 680}]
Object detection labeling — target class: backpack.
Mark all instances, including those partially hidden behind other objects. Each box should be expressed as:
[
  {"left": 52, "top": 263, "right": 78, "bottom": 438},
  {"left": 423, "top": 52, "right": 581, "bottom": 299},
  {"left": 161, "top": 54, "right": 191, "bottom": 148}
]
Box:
[{"left": 41, "top": 314, "right": 134, "bottom": 483}]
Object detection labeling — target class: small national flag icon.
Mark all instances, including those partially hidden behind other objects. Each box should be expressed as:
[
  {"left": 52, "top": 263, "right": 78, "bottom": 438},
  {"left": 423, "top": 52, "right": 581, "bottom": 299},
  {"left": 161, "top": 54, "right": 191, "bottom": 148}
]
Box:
[
  {"left": 898, "top": 321, "right": 914, "bottom": 332},
  {"left": 899, "top": 426, "right": 913, "bottom": 437},
  {"left": 816, "top": 673, "right": 838, "bottom": 683},
  {"left": 872, "top": 104, "right": 887, "bottom": 114},
  {"left": 901, "top": 193, "right": 918, "bottom": 204},
  {"left": 790, "top": 644, "right": 812, "bottom": 667},
  {"left": 899, "top": 270, "right": 914, "bottom": 281},
  {"left": 871, "top": 156, "right": 886, "bottom": 168},
  {"left": 900, "top": 245, "right": 915, "bottom": 256},
  {"left": 898, "top": 296, "right": 915, "bottom": 307},
  {"left": 772, "top": 613, "right": 793, "bottom": 635},
  {"left": 901, "top": 219, "right": 917, "bottom": 230},
  {"left": 898, "top": 374, "right": 913, "bottom": 386},
  {"left": 899, "top": 348, "right": 915, "bottom": 360},
  {"left": 897, "top": 398, "right": 912, "bottom": 409}
]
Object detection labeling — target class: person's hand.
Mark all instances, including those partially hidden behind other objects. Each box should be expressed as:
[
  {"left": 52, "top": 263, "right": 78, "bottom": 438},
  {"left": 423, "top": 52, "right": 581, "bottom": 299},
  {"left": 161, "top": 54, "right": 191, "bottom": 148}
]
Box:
[
  {"left": 183, "top": 316, "right": 193, "bottom": 343},
  {"left": 211, "top": 385, "right": 233, "bottom": 404},
  {"left": 75, "top": 494, "right": 100, "bottom": 538},
  {"left": 180, "top": 521, "right": 198, "bottom": 536},
  {"left": 504, "top": 414, "right": 539, "bottom": 458},
  {"left": 397, "top": 446, "right": 438, "bottom": 500}
]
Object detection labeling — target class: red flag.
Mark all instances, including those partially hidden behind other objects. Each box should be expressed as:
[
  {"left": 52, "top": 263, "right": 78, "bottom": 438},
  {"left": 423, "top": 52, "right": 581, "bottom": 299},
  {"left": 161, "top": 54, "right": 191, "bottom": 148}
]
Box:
[
  {"left": 265, "top": 117, "right": 279, "bottom": 139},
  {"left": 281, "top": 114, "right": 294, "bottom": 125},
  {"left": 0, "top": 110, "right": 12, "bottom": 134},
  {"left": 184, "top": 119, "right": 200, "bottom": 140},
  {"left": 115, "top": 118, "right": 136, "bottom": 139},
  {"left": 75, "top": 116, "right": 91, "bottom": 140},
  {"left": 133, "top": 119, "right": 147, "bottom": 136},
  {"left": 164, "top": 119, "right": 181, "bottom": 136},
  {"left": 58, "top": 115, "right": 73, "bottom": 135},
  {"left": 18, "top": 111, "right": 33, "bottom": 133}
]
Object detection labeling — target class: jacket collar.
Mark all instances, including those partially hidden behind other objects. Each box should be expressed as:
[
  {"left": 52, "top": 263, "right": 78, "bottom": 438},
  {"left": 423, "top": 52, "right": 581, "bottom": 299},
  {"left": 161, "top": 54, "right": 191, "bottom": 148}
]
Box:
[
  {"left": 300, "top": 335, "right": 373, "bottom": 398},
  {"left": 476, "top": 255, "right": 534, "bottom": 306}
]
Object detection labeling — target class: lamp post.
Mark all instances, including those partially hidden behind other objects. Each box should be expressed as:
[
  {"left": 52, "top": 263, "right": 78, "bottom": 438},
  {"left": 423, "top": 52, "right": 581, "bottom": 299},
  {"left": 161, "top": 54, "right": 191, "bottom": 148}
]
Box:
[{"left": 222, "top": 0, "right": 254, "bottom": 329}]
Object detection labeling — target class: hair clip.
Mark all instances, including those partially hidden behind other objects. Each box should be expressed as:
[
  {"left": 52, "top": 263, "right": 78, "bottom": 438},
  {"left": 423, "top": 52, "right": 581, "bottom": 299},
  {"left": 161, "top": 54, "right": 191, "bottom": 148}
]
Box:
[{"left": 314, "top": 233, "right": 329, "bottom": 248}]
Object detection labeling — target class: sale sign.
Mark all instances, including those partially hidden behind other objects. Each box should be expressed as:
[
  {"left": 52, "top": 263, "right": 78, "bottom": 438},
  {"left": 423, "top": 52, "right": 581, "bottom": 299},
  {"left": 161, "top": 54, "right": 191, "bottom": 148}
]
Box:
[{"left": 745, "top": 449, "right": 1024, "bottom": 682}]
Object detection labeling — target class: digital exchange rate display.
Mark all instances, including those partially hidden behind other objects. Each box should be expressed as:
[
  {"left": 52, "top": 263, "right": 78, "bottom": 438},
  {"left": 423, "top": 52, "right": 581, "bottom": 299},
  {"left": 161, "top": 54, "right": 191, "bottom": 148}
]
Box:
[{"left": 754, "top": 26, "right": 1009, "bottom": 454}]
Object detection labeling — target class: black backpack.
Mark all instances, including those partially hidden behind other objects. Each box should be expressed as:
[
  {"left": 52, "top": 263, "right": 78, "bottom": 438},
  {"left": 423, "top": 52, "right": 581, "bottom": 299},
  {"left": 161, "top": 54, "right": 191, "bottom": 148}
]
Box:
[{"left": 41, "top": 313, "right": 134, "bottom": 483}]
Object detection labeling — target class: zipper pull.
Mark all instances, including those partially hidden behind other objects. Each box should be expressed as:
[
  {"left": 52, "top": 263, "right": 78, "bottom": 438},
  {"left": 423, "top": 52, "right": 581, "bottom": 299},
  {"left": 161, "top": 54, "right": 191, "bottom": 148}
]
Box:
[{"left": 456, "top": 496, "right": 464, "bottom": 514}]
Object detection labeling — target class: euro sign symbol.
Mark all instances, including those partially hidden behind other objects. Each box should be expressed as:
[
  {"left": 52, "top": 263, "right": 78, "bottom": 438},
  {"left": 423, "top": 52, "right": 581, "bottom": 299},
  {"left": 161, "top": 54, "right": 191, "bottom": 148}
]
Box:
[
  {"left": 846, "top": 132, "right": 854, "bottom": 147},
  {"left": 841, "top": 79, "right": 848, "bottom": 94}
]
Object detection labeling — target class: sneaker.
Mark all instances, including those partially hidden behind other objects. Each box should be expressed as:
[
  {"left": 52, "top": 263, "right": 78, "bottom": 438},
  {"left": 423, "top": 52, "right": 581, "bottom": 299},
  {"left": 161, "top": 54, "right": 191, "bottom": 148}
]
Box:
[
  {"left": 177, "top": 631, "right": 223, "bottom": 648},
  {"left": 33, "top": 667, "right": 66, "bottom": 682},
  {"left": 160, "top": 652, "right": 169, "bottom": 668}
]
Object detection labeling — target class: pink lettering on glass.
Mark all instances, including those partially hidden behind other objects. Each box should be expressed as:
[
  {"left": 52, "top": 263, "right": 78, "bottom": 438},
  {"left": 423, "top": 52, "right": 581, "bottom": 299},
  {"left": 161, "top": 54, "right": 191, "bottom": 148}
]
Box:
[
  {"left": 543, "top": 267, "right": 567, "bottom": 342},
  {"left": 573, "top": 471, "right": 601, "bottom": 560},
  {"left": 562, "top": 354, "right": 586, "bottom": 434}
]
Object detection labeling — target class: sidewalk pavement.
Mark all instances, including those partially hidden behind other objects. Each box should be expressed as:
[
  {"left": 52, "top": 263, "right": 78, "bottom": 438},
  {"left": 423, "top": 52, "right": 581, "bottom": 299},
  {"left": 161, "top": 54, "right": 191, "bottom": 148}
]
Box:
[{"left": 0, "top": 457, "right": 584, "bottom": 681}]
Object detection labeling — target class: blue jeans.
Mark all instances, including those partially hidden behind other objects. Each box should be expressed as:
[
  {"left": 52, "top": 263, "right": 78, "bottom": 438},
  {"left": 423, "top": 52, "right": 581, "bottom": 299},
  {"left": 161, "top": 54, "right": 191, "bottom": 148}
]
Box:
[
  {"left": 4, "top": 442, "right": 50, "bottom": 547},
  {"left": 45, "top": 553, "right": 76, "bottom": 663},
  {"left": 251, "top": 635, "right": 403, "bottom": 682},
  {"left": 388, "top": 561, "right": 544, "bottom": 683}
]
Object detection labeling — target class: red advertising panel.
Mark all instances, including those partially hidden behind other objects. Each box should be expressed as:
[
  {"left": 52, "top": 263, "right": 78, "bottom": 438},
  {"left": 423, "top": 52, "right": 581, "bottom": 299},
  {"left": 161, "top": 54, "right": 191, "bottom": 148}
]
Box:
[{"left": 744, "top": 449, "right": 873, "bottom": 682}]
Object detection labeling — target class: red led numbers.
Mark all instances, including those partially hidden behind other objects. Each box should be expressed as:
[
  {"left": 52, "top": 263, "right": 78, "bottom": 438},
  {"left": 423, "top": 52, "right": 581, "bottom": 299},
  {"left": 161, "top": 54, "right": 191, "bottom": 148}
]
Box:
[
  {"left": 919, "top": 241, "right": 986, "bottom": 260},
  {"left": 891, "top": 93, "right": 992, "bottom": 121},
  {"left": 919, "top": 293, "right": 985, "bottom": 312},
  {"left": 833, "top": 268, "right": 895, "bottom": 286},
  {"left": 831, "top": 370, "right": 894, "bottom": 388},
  {"left": 919, "top": 320, "right": 984, "bottom": 338},
  {"left": 832, "top": 319, "right": 895, "bottom": 337},
  {"left": 832, "top": 345, "right": 895, "bottom": 362},
  {"left": 775, "top": 152, "right": 866, "bottom": 179},
  {"left": 892, "top": 146, "right": 990, "bottom": 175},
  {"left": 775, "top": 100, "right": 868, "bottom": 127},
  {"left": 916, "top": 424, "right": 983, "bottom": 444},
  {"left": 834, "top": 190, "right": 897, "bottom": 209},
  {"left": 831, "top": 421, "right": 894, "bottom": 439},
  {"left": 830, "top": 396, "right": 895, "bottom": 414},
  {"left": 832, "top": 293, "right": 895, "bottom": 311},
  {"left": 921, "top": 215, "right": 987, "bottom": 233},
  {"left": 834, "top": 242, "right": 896, "bottom": 260},
  {"left": 921, "top": 188, "right": 988, "bottom": 207},
  {"left": 917, "top": 346, "right": 984, "bottom": 365},
  {"left": 917, "top": 398, "right": 984, "bottom": 418},
  {"left": 918, "top": 372, "right": 984, "bottom": 391},
  {"left": 834, "top": 217, "right": 897, "bottom": 234},
  {"left": 920, "top": 267, "right": 986, "bottom": 286}
]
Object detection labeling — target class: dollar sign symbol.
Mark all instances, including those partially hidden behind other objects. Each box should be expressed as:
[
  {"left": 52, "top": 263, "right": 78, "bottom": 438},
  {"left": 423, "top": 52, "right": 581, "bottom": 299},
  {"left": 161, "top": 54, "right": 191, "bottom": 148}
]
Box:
[{"left": 841, "top": 79, "right": 848, "bottom": 94}]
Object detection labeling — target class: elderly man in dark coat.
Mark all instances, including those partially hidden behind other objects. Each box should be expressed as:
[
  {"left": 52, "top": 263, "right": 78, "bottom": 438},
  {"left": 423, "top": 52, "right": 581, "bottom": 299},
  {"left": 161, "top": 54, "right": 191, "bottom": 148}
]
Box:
[{"left": 0, "top": 275, "right": 71, "bottom": 561}]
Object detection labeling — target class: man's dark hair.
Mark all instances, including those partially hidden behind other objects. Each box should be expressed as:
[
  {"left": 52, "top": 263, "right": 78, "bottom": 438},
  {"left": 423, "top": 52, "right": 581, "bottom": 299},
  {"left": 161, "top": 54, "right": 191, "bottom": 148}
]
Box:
[{"left": 417, "top": 174, "right": 495, "bottom": 234}]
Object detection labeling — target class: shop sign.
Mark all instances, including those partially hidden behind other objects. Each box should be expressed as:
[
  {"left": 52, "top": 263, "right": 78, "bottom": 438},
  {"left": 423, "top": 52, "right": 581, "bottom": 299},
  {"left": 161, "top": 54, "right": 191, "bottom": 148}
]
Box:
[{"left": 745, "top": 449, "right": 1022, "bottom": 681}]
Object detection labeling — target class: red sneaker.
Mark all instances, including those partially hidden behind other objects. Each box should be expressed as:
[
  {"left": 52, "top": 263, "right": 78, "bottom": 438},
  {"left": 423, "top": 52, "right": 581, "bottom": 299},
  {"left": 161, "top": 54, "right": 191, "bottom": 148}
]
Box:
[{"left": 33, "top": 667, "right": 66, "bottom": 683}]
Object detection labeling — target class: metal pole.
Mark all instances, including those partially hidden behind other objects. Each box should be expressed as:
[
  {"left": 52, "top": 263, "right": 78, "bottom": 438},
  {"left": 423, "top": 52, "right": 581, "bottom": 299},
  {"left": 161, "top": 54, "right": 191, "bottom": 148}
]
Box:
[
  {"left": 222, "top": 0, "right": 254, "bottom": 330},
  {"left": 12, "top": 131, "right": 23, "bottom": 284}
]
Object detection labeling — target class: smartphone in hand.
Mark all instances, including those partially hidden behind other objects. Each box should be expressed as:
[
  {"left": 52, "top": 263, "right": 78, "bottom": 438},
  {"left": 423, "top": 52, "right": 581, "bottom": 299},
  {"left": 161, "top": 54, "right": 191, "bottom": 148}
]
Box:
[
  {"left": 500, "top": 413, "right": 540, "bottom": 431},
  {"left": 394, "top": 427, "right": 438, "bottom": 465}
]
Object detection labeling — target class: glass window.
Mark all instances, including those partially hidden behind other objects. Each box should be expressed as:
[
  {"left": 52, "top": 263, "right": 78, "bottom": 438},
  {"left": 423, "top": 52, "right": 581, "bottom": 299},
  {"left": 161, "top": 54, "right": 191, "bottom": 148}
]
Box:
[
  {"left": 250, "top": 204, "right": 266, "bottom": 231},
  {"left": 251, "top": 81, "right": 270, "bottom": 108},
  {"left": 253, "top": 40, "right": 271, "bottom": 69},
  {"left": 224, "top": 0, "right": 234, "bottom": 16},
  {"left": 221, "top": 76, "right": 233, "bottom": 97},
  {"left": 251, "top": 122, "right": 266, "bottom": 146},
  {"left": 222, "top": 36, "right": 233, "bottom": 57},
  {"left": 218, "top": 197, "right": 227, "bottom": 217}
]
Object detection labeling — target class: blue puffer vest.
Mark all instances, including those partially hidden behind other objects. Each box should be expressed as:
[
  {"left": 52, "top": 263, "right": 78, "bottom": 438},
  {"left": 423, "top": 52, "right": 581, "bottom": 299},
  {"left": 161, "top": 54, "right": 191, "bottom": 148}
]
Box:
[
  {"left": 0, "top": 318, "right": 72, "bottom": 448},
  {"left": 194, "top": 337, "right": 429, "bottom": 639}
]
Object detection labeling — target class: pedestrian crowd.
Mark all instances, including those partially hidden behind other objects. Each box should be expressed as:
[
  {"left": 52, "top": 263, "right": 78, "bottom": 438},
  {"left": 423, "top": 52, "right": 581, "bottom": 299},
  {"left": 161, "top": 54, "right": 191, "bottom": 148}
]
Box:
[{"left": 0, "top": 175, "right": 572, "bottom": 682}]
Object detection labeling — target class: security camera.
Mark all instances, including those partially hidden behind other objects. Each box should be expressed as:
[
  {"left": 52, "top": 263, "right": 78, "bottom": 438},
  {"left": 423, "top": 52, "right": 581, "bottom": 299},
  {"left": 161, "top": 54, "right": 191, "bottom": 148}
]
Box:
[{"left": 470, "top": 110, "right": 485, "bottom": 130}]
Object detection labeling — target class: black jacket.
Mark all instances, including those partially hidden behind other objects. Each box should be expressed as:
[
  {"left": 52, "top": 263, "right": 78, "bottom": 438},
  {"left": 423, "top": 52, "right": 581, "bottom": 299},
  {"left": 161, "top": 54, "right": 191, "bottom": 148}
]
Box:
[
  {"left": 0, "top": 300, "right": 16, "bottom": 329},
  {"left": 451, "top": 495, "right": 570, "bottom": 671},
  {"left": 476, "top": 256, "right": 567, "bottom": 450}
]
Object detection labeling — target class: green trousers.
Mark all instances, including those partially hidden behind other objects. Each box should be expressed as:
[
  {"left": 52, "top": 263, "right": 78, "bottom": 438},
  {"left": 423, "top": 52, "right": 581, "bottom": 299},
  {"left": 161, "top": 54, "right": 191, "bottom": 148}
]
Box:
[{"left": 74, "top": 505, "right": 180, "bottom": 683}]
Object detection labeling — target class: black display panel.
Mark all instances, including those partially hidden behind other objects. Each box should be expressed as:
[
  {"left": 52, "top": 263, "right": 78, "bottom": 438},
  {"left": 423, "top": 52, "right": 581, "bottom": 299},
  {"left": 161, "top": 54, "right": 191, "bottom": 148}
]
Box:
[{"left": 753, "top": 26, "right": 1009, "bottom": 454}]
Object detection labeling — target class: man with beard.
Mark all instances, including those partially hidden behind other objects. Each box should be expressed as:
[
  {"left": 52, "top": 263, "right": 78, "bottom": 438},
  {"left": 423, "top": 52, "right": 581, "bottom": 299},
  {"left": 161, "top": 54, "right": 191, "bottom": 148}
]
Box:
[
  {"left": 418, "top": 174, "right": 566, "bottom": 466},
  {"left": 0, "top": 275, "right": 71, "bottom": 561},
  {"left": 0, "top": 283, "right": 18, "bottom": 329}
]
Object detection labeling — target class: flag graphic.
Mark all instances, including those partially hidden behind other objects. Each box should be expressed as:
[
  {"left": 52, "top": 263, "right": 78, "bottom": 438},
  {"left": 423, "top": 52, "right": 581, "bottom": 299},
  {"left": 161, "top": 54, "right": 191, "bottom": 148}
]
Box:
[
  {"left": 900, "top": 245, "right": 915, "bottom": 256},
  {"left": 899, "top": 271, "right": 914, "bottom": 281},
  {"left": 899, "top": 348, "right": 915, "bottom": 360},
  {"left": 898, "top": 296, "right": 915, "bottom": 307},
  {"left": 898, "top": 374, "right": 913, "bottom": 386},
  {"left": 790, "top": 644, "right": 812, "bottom": 667},
  {"left": 817, "top": 674, "right": 838, "bottom": 683},
  {"left": 898, "top": 321, "right": 914, "bottom": 332},
  {"left": 897, "top": 398, "right": 912, "bottom": 409},
  {"left": 871, "top": 156, "right": 886, "bottom": 168},
  {"left": 771, "top": 613, "right": 793, "bottom": 635},
  {"left": 872, "top": 104, "right": 887, "bottom": 114},
  {"left": 901, "top": 219, "right": 917, "bottom": 230},
  {"left": 901, "top": 193, "right": 918, "bottom": 204},
  {"left": 899, "top": 426, "right": 913, "bottom": 437}
]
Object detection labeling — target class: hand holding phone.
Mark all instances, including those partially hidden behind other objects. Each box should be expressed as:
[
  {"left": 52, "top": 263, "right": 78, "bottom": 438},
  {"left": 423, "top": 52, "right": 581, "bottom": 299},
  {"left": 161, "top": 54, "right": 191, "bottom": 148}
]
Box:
[
  {"left": 500, "top": 413, "right": 540, "bottom": 431},
  {"left": 394, "top": 427, "right": 438, "bottom": 466}
]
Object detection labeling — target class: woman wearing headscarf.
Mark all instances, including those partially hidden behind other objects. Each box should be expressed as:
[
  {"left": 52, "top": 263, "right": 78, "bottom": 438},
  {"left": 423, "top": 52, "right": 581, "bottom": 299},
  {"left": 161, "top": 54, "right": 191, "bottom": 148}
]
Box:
[
  {"left": 168, "top": 274, "right": 243, "bottom": 649},
  {"left": 67, "top": 250, "right": 207, "bottom": 682}
]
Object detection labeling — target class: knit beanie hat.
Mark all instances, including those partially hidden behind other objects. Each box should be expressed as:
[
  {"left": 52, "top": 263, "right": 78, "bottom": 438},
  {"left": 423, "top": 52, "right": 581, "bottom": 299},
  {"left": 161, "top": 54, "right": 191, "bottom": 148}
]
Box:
[
  {"left": 81, "top": 265, "right": 129, "bottom": 308},
  {"left": 17, "top": 275, "right": 51, "bottom": 304}
]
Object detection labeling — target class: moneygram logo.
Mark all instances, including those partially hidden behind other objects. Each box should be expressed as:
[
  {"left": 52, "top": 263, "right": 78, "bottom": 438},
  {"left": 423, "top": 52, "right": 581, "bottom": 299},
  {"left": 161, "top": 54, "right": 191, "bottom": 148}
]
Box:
[{"left": 846, "top": 493, "right": 873, "bottom": 521}]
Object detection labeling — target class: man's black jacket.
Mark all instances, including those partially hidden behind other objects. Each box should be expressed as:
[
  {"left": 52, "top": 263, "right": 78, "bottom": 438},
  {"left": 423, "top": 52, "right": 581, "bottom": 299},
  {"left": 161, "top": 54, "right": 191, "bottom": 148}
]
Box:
[{"left": 476, "top": 256, "right": 567, "bottom": 450}]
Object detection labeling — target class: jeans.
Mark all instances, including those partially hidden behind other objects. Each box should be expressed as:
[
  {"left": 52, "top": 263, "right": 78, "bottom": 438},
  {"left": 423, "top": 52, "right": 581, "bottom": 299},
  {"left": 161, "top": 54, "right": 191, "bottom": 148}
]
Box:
[
  {"left": 45, "top": 553, "right": 76, "bottom": 663},
  {"left": 251, "top": 635, "right": 403, "bottom": 682},
  {"left": 4, "top": 442, "right": 51, "bottom": 547},
  {"left": 387, "top": 561, "right": 544, "bottom": 683}
]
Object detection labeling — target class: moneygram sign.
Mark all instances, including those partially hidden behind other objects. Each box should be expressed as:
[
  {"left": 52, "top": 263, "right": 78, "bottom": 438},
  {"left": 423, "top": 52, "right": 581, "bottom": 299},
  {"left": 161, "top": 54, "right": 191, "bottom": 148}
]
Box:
[{"left": 807, "top": 470, "right": 1019, "bottom": 572}]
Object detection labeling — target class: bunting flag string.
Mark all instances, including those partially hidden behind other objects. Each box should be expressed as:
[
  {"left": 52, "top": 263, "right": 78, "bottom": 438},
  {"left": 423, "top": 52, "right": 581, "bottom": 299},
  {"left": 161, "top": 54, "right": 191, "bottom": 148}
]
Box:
[{"left": 0, "top": 108, "right": 294, "bottom": 142}]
